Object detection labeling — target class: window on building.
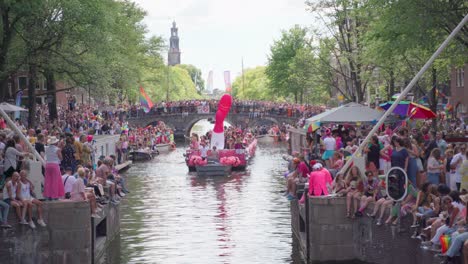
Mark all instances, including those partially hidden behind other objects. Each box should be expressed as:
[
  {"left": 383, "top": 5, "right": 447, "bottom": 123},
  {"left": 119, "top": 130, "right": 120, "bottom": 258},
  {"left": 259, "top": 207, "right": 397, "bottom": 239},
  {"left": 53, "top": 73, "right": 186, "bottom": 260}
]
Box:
[
  {"left": 17, "top": 76, "right": 28, "bottom": 90},
  {"left": 456, "top": 68, "right": 464, "bottom": 87}
]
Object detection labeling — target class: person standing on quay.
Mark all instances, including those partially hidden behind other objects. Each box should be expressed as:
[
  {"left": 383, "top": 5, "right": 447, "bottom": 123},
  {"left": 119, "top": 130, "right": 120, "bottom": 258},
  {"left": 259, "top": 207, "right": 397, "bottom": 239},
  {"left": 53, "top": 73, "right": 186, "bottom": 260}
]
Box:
[{"left": 43, "top": 136, "right": 65, "bottom": 200}]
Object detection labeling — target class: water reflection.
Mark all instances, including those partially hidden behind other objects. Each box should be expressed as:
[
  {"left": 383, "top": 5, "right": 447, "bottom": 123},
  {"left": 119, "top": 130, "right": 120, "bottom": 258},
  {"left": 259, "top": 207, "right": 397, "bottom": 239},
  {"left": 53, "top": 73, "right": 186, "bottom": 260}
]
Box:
[{"left": 120, "top": 143, "right": 305, "bottom": 264}]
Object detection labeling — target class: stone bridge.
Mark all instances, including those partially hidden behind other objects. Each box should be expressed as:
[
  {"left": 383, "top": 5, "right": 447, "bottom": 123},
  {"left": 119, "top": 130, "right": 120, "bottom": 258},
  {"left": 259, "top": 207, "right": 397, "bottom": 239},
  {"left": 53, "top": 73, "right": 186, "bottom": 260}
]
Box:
[{"left": 127, "top": 112, "right": 298, "bottom": 137}]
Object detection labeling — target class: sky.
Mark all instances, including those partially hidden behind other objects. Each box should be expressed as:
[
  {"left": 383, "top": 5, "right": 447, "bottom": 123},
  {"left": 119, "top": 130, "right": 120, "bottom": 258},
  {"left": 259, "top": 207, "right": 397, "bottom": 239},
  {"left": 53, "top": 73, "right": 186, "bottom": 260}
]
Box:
[{"left": 133, "top": 0, "right": 313, "bottom": 91}]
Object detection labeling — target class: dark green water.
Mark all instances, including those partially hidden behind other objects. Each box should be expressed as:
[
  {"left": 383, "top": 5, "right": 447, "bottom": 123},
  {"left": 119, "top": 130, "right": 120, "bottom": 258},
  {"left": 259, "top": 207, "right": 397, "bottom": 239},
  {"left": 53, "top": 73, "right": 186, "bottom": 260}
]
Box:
[{"left": 119, "top": 142, "right": 305, "bottom": 264}]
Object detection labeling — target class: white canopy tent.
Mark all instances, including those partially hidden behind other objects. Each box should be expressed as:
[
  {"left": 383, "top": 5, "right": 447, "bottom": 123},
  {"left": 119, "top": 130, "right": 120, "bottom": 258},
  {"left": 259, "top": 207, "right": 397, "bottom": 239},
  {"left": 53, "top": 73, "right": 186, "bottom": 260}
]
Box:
[{"left": 305, "top": 103, "right": 384, "bottom": 126}]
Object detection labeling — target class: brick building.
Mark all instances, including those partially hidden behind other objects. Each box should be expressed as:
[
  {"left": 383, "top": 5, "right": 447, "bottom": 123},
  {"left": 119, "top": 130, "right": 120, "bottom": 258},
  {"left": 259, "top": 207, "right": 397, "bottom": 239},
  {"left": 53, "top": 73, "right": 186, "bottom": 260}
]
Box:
[
  {"left": 7, "top": 71, "right": 88, "bottom": 106},
  {"left": 449, "top": 64, "right": 467, "bottom": 118}
]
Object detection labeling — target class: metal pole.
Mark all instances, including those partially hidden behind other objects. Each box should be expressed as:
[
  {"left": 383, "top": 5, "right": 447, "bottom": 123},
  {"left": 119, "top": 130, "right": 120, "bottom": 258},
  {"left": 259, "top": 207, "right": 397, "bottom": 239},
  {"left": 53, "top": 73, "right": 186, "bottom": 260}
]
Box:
[
  {"left": 0, "top": 108, "right": 45, "bottom": 166},
  {"left": 339, "top": 14, "right": 468, "bottom": 175}
]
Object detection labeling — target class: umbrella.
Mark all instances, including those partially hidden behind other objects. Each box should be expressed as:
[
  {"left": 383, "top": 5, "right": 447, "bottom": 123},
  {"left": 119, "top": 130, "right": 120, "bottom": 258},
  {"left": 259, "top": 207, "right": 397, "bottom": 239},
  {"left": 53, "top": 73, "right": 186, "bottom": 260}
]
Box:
[
  {"left": 408, "top": 103, "right": 436, "bottom": 119},
  {"left": 306, "top": 121, "right": 321, "bottom": 133},
  {"left": 0, "top": 102, "right": 27, "bottom": 112},
  {"left": 379, "top": 101, "right": 412, "bottom": 116},
  {"left": 305, "top": 103, "right": 384, "bottom": 125},
  {"left": 379, "top": 101, "right": 436, "bottom": 119}
]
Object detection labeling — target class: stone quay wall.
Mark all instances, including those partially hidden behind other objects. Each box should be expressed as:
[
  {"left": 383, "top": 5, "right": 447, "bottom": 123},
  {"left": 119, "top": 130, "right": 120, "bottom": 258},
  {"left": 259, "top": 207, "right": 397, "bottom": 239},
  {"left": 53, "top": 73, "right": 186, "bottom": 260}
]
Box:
[
  {"left": 291, "top": 196, "right": 444, "bottom": 264},
  {"left": 0, "top": 200, "right": 120, "bottom": 264}
]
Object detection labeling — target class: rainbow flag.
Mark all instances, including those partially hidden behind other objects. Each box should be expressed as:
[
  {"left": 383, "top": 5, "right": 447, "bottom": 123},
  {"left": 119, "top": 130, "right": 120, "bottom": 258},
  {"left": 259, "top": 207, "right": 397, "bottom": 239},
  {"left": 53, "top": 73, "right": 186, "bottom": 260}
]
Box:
[
  {"left": 139, "top": 86, "right": 153, "bottom": 113},
  {"left": 440, "top": 234, "right": 451, "bottom": 253}
]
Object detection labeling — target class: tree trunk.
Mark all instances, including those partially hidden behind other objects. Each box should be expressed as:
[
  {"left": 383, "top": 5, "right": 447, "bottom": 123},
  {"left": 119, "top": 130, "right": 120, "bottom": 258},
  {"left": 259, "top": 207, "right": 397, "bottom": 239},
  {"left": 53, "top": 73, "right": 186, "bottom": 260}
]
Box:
[
  {"left": 28, "top": 64, "right": 37, "bottom": 128},
  {"left": 431, "top": 67, "right": 437, "bottom": 132},
  {"left": 299, "top": 89, "right": 304, "bottom": 104},
  {"left": 294, "top": 91, "right": 298, "bottom": 104},
  {"left": 45, "top": 70, "right": 58, "bottom": 120},
  {"left": 0, "top": 79, "right": 8, "bottom": 102},
  {"left": 388, "top": 70, "right": 395, "bottom": 100}
]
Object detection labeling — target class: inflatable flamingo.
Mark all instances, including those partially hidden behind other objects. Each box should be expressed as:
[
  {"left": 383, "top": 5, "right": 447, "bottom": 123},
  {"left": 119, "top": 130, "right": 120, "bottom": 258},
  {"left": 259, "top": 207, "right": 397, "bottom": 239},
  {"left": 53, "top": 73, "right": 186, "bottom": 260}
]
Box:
[{"left": 211, "top": 94, "right": 232, "bottom": 150}]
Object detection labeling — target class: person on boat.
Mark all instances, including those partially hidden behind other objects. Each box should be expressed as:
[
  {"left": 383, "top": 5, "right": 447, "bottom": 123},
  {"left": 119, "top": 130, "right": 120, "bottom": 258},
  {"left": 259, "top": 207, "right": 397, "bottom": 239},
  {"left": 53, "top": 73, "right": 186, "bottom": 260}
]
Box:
[
  {"left": 190, "top": 134, "right": 200, "bottom": 150},
  {"left": 200, "top": 141, "right": 209, "bottom": 160},
  {"left": 207, "top": 146, "right": 220, "bottom": 162},
  {"left": 234, "top": 137, "right": 244, "bottom": 150}
]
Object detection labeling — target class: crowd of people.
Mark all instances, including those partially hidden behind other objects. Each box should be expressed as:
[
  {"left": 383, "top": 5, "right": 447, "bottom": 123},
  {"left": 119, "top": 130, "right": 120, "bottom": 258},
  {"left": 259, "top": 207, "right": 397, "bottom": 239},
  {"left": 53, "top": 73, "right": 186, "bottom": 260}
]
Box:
[
  {"left": 284, "top": 117, "right": 468, "bottom": 263},
  {"left": 0, "top": 99, "right": 137, "bottom": 229},
  {"left": 128, "top": 99, "right": 326, "bottom": 120}
]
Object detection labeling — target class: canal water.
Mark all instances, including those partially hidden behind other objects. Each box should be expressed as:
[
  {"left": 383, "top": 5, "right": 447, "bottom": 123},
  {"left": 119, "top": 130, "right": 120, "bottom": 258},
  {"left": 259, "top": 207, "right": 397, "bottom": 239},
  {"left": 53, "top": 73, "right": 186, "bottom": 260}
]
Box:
[{"left": 119, "top": 141, "right": 304, "bottom": 264}]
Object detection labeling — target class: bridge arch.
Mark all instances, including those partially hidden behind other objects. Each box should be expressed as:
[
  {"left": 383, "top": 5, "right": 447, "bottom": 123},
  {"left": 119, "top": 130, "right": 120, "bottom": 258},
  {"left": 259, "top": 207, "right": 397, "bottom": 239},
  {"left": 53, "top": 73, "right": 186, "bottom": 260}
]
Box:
[
  {"left": 127, "top": 112, "right": 296, "bottom": 137},
  {"left": 183, "top": 116, "right": 235, "bottom": 137}
]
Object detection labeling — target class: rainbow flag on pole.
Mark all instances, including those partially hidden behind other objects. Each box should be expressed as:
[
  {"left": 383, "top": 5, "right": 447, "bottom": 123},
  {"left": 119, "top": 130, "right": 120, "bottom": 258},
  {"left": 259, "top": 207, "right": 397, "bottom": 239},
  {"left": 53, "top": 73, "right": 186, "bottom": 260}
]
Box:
[{"left": 139, "top": 86, "right": 154, "bottom": 113}]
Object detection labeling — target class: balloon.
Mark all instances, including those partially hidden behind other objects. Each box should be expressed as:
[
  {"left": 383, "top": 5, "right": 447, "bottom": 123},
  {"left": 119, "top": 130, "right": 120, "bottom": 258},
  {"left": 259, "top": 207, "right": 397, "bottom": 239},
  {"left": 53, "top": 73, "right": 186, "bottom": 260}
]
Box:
[
  {"left": 218, "top": 94, "right": 232, "bottom": 113},
  {"left": 211, "top": 94, "right": 233, "bottom": 149},
  {"left": 213, "top": 111, "right": 225, "bottom": 133}
]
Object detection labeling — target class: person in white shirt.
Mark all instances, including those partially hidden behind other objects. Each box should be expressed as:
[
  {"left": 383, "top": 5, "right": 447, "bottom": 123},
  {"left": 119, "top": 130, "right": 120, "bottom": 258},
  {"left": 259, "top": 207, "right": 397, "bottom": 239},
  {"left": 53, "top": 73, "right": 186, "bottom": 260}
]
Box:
[
  {"left": 62, "top": 167, "right": 76, "bottom": 198},
  {"left": 451, "top": 144, "right": 467, "bottom": 191},
  {"left": 16, "top": 170, "right": 46, "bottom": 229},
  {"left": 200, "top": 142, "right": 209, "bottom": 160},
  {"left": 321, "top": 129, "right": 336, "bottom": 168}
]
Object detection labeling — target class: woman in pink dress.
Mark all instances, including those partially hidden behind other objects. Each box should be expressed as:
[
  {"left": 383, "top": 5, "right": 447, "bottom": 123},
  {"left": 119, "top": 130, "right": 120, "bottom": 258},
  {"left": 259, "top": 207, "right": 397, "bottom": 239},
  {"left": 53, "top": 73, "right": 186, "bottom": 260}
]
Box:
[{"left": 43, "top": 136, "right": 65, "bottom": 200}]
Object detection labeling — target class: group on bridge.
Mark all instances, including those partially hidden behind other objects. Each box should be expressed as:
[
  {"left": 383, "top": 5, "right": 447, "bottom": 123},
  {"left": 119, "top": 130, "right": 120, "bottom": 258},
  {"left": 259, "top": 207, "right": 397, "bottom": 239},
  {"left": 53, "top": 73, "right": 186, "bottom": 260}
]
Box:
[{"left": 127, "top": 99, "right": 326, "bottom": 120}]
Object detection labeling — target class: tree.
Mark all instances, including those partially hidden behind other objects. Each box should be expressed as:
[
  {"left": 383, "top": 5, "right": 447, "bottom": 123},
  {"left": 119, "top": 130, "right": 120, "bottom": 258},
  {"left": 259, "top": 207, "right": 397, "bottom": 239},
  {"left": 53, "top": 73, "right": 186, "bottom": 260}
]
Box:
[
  {"left": 178, "top": 64, "right": 205, "bottom": 94},
  {"left": 232, "top": 66, "right": 276, "bottom": 101},
  {"left": 266, "top": 25, "right": 311, "bottom": 102},
  {"left": 306, "top": 0, "right": 375, "bottom": 103}
]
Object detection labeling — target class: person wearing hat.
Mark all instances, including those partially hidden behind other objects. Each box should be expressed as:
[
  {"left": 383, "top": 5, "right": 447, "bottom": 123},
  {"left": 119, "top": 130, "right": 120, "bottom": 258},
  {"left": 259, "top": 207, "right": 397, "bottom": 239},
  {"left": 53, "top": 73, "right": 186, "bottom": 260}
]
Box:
[
  {"left": 321, "top": 128, "right": 336, "bottom": 168},
  {"left": 307, "top": 163, "right": 333, "bottom": 197},
  {"left": 43, "top": 136, "right": 65, "bottom": 200}
]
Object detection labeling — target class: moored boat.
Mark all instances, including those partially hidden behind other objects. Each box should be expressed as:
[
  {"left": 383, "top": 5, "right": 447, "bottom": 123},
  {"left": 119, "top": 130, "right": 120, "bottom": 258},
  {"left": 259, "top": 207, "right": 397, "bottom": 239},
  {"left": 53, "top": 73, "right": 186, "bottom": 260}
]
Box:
[
  {"left": 128, "top": 150, "right": 154, "bottom": 162},
  {"left": 155, "top": 143, "right": 176, "bottom": 153}
]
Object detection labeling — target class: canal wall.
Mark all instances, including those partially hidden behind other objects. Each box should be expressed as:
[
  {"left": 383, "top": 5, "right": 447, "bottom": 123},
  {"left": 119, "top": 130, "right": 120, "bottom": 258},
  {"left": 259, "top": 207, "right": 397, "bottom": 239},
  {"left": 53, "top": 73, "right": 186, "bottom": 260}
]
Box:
[
  {"left": 0, "top": 200, "right": 120, "bottom": 264},
  {"left": 291, "top": 196, "right": 443, "bottom": 264}
]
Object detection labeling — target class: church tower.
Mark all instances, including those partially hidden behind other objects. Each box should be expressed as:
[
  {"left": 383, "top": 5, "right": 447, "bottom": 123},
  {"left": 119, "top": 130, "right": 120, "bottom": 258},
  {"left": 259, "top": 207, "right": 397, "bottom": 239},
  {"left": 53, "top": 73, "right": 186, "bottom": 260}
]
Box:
[{"left": 168, "top": 21, "right": 181, "bottom": 66}]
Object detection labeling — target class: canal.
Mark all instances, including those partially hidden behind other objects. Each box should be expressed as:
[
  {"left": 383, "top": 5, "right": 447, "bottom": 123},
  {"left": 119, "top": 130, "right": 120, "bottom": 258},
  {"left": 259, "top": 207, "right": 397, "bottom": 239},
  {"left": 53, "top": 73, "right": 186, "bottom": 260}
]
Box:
[{"left": 119, "top": 142, "right": 304, "bottom": 263}]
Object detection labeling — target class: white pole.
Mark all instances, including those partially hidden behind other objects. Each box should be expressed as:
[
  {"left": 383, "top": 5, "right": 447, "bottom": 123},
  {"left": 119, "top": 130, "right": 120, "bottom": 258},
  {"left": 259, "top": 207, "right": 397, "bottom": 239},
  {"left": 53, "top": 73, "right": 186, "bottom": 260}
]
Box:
[
  {"left": 339, "top": 14, "right": 468, "bottom": 175},
  {"left": 0, "top": 108, "right": 46, "bottom": 166}
]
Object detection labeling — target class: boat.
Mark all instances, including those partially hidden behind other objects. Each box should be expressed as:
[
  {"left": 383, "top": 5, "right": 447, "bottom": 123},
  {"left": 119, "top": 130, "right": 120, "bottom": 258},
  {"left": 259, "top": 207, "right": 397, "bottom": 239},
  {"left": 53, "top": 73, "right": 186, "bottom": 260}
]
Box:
[
  {"left": 155, "top": 143, "right": 175, "bottom": 153},
  {"left": 185, "top": 139, "right": 257, "bottom": 173},
  {"left": 256, "top": 134, "right": 275, "bottom": 143},
  {"left": 128, "top": 150, "right": 154, "bottom": 162},
  {"left": 196, "top": 163, "right": 232, "bottom": 176}
]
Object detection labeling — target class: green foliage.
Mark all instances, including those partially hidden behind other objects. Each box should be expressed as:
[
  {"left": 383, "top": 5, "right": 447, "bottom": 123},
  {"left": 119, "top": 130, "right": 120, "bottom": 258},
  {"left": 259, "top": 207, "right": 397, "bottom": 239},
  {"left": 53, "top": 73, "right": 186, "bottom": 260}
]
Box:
[
  {"left": 178, "top": 64, "right": 205, "bottom": 94},
  {"left": 266, "top": 25, "right": 313, "bottom": 103},
  {"left": 232, "top": 66, "right": 279, "bottom": 101}
]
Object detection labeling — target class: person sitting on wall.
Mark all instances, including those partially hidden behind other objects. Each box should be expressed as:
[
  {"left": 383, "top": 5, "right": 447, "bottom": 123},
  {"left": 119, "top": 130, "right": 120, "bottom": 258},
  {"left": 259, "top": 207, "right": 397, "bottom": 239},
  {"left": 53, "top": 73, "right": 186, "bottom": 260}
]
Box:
[
  {"left": 285, "top": 158, "right": 300, "bottom": 201},
  {"left": 2, "top": 172, "right": 23, "bottom": 225},
  {"left": 71, "top": 168, "right": 100, "bottom": 218},
  {"left": 16, "top": 170, "right": 46, "bottom": 229},
  {"left": 62, "top": 167, "right": 76, "bottom": 200},
  {"left": 95, "top": 157, "right": 119, "bottom": 205},
  {"left": 307, "top": 163, "right": 333, "bottom": 197},
  {"left": 354, "top": 171, "right": 380, "bottom": 217}
]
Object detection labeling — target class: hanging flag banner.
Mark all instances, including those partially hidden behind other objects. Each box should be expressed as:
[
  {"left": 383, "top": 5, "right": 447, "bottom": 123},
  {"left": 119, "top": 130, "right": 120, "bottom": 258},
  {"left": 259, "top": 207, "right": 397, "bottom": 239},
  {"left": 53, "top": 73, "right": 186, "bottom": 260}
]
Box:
[
  {"left": 197, "top": 105, "right": 210, "bottom": 114},
  {"left": 14, "top": 90, "right": 23, "bottom": 120},
  {"left": 207, "top": 70, "right": 213, "bottom": 92},
  {"left": 224, "top": 71, "right": 231, "bottom": 93},
  {"left": 139, "top": 86, "right": 154, "bottom": 113}
]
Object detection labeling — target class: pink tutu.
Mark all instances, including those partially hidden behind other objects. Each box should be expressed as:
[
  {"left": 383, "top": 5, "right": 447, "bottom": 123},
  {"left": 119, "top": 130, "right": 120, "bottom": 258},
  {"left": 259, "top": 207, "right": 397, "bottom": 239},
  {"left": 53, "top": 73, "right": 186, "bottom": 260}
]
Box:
[{"left": 43, "top": 163, "right": 65, "bottom": 199}]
